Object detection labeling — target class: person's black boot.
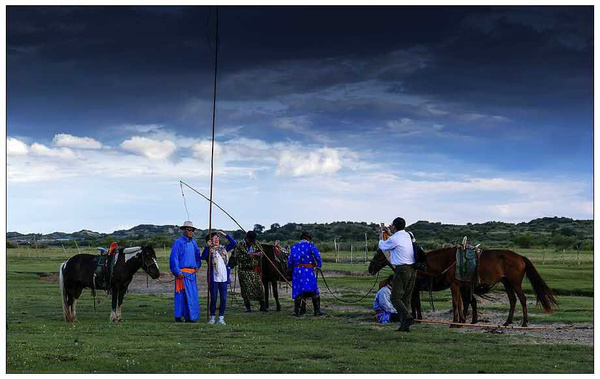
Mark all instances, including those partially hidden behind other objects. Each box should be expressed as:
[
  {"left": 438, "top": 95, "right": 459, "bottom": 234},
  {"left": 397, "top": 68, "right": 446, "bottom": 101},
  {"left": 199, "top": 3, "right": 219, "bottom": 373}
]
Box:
[
  {"left": 312, "top": 296, "right": 325, "bottom": 316},
  {"left": 175, "top": 317, "right": 182, "bottom": 323},
  {"left": 244, "top": 300, "right": 252, "bottom": 313},
  {"left": 299, "top": 298, "right": 307, "bottom": 315},
  {"left": 259, "top": 300, "right": 268, "bottom": 312},
  {"left": 397, "top": 317, "right": 415, "bottom": 332},
  {"left": 292, "top": 297, "right": 302, "bottom": 317}
]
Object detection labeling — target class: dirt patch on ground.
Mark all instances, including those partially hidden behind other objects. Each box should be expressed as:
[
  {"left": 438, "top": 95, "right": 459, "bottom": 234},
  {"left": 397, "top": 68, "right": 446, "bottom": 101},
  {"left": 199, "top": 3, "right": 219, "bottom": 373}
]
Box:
[
  {"left": 414, "top": 307, "right": 593, "bottom": 346},
  {"left": 41, "top": 271, "right": 248, "bottom": 296},
  {"left": 323, "top": 291, "right": 593, "bottom": 346}
]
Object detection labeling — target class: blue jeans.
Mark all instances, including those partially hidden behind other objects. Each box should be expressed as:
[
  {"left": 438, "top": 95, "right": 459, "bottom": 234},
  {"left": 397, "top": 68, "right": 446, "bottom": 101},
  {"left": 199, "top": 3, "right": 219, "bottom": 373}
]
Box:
[{"left": 209, "top": 281, "right": 228, "bottom": 316}]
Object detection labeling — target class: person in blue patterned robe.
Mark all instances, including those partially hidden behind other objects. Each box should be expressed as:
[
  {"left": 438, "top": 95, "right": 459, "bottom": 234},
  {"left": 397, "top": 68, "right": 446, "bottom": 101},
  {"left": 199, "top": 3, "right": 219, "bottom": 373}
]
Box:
[{"left": 287, "top": 231, "right": 324, "bottom": 316}]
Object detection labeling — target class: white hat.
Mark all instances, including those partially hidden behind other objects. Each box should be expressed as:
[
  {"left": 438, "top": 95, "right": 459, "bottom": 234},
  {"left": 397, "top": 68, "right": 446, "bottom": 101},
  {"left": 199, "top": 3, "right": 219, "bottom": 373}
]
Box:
[{"left": 180, "top": 221, "right": 196, "bottom": 230}]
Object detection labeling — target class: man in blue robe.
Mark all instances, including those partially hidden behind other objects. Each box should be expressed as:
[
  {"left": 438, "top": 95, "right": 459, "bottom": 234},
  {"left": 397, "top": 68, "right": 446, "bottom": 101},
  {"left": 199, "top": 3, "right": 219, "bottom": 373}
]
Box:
[
  {"left": 170, "top": 221, "right": 202, "bottom": 322},
  {"left": 287, "top": 231, "right": 324, "bottom": 317}
]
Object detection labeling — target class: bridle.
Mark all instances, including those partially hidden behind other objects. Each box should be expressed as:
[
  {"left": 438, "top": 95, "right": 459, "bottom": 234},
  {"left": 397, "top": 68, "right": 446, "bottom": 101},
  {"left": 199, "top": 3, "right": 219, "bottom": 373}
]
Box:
[{"left": 139, "top": 247, "right": 160, "bottom": 272}]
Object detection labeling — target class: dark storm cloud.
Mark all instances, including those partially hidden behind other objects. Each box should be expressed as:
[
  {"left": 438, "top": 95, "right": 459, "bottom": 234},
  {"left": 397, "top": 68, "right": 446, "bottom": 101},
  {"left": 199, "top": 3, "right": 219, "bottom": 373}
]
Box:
[
  {"left": 8, "top": 6, "right": 213, "bottom": 73},
  {"left": 7, "top": 6, "right": 592, "bottom": 145},
  {"left": 402, "top": 7, "right": 592, "bottom": 113}
]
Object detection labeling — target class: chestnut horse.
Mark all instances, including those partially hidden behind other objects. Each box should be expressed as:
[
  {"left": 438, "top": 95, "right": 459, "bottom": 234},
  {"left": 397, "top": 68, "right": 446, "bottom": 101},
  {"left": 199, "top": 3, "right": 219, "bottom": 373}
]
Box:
[{"left": 369, "top": 247, "right": 557, "bottom": 326}]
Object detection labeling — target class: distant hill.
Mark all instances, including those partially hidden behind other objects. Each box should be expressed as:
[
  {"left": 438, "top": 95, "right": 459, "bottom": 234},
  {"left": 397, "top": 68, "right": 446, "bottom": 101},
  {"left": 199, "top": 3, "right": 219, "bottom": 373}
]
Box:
[{"left": 6, "top": 217, "right": 593, "bottom": 251}]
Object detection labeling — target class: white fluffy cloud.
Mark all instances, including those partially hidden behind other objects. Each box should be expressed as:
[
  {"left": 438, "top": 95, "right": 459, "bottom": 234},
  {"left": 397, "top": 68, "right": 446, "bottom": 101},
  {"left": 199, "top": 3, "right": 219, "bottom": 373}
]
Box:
[
  {"left": 7, "top": 137, "right": 29, "bottom": 156},
  {"left": 120, "top": 136, "right": 176, "bottom": 160},
  {"left": 192, "top": 140, "right": 222, "bottom": 162},
  {"left": 30, "top": 143, "right": 76, "bottom": 159},
  {"left": 53, "top": 133, "right": 102, "bottom": 149},
  {"left": 277, "top": 147, "right": 342, "bottom": 177}
]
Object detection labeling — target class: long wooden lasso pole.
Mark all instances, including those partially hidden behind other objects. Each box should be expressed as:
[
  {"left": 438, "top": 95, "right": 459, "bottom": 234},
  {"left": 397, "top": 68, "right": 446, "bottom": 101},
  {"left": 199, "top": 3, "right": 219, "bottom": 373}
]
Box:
[{"left": 206, "top": 6, "right": 219, "bottom": 322}]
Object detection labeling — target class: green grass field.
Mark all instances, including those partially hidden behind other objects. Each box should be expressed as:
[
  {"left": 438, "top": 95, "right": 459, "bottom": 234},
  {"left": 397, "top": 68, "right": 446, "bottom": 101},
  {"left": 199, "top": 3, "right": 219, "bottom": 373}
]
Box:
[{"left": 6, "top": 247, "right": 594, "bottom": 373}]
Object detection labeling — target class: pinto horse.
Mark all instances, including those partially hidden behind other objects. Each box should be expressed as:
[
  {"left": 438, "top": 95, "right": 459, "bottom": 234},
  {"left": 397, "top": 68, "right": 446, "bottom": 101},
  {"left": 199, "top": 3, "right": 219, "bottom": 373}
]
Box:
[
  {"left": 369, "top": 247, "right": 557, "bottom": 326},
  {"left": 259, "top": 243, "right": 292, "bottom": 311},
  {"left": 59, "top": 245, "right": 160, "bottom": 323}
]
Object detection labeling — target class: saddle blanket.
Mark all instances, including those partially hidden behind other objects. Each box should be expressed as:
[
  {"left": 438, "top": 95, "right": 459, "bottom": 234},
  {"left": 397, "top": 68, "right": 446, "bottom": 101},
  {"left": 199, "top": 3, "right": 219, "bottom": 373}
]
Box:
[{"left": 455, "top": 248, "right": 478, "bottom": 282}]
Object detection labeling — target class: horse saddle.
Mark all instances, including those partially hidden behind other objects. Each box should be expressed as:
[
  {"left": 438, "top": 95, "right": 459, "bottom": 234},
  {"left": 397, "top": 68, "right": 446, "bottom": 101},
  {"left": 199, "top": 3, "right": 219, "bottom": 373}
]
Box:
[
  {"left": 93, "top": 248, "right": 116, "bottom": 291},
  {"left": 455, "top": 237, "right": 481, "bottom": 282}
]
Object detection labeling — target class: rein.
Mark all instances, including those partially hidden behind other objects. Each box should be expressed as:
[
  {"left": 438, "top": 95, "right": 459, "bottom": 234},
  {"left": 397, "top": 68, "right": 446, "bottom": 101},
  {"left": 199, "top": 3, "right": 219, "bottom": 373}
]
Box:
[{"left": 318, "top": 269, "right": 381, "bottom": 304}]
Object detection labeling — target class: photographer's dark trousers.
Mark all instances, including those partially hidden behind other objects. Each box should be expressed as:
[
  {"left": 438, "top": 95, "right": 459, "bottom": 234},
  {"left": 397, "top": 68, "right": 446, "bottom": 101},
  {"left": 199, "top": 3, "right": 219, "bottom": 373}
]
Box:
[{"left": 390, "top": 264, "right": 416, "bottom": 323}]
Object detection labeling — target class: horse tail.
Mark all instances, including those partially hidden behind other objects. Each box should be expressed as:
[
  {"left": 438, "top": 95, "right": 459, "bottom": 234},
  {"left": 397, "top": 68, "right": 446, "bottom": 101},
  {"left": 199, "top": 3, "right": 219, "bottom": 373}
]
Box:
[
  {"left": 523, "top": 256, "right": 557, "bottom": 313},
  {"left": 59, "top": 261, "right": 71, "bottom": 322}
]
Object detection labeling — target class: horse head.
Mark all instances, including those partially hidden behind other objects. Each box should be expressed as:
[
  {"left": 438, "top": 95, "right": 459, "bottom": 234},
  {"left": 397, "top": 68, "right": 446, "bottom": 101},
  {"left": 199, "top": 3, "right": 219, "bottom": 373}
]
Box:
[
  {"left": 368, "top": 248, "right": 392, "bottom": 275},
  {"left": 140, "top": 245, "right": 161, "bottom": 279}
]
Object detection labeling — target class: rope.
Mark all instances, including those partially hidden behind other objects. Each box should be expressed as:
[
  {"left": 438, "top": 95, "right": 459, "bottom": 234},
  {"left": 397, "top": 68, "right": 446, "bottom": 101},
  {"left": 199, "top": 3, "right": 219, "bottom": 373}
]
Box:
[
  {"left": 180, "top": 181, "right": 190, "bottom": 221},
  {"left": 318, "top": 269, "right": 381, "bottom": 304}
]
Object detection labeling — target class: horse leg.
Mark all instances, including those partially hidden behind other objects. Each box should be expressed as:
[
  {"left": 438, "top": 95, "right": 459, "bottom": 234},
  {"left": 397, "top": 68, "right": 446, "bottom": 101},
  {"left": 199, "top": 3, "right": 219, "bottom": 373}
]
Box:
[
  {"left": 449, "top": 283, "right": 462, "bottom": 327},
  {"left": 461, "top": 288, "right": 469, "bottom": 320},
  {"left": 501, "top": 279, "right": 517, "bottom": 326},
  {"left": 263, "top": 280, "right": 270, "bottom": 311},
  {"left": 110, "top": 289, "right": 118, "bottom": 322},
  {"left": 69, "top": 287, "right": 83, "bottom": 323},
  {"left": 470, "top": 292, "right": 478, "bottom": 324},
  {"left": 65, "top": 292, "right": 75, "bottom": 323},
  {"left": 411, "top": 288, "right": 422, "bottom": 320},
  {"left": 272, "top": 281, "right": 281, "bottom": 311},
  {"left": 116, "top": 288, "right": 126, "bottom": 322},
  {"left": 460, "top": 287, "right": 477, "bottom": 323},
  {"left": 514, "top": 282, "right": 528, "bottom": 327}
]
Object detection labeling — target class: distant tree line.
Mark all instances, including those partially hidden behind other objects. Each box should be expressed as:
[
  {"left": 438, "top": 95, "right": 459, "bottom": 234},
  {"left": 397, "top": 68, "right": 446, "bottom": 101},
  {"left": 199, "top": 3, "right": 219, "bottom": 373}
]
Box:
[{"left": 7, "top": 217, "right": 593, "bottom": 251}]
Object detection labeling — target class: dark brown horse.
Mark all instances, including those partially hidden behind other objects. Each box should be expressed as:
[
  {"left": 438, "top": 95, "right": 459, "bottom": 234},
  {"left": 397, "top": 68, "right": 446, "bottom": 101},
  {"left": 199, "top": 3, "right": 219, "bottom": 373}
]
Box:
[
  {"left": 59, "top": 245, "right": 160, "bottom": 323},
  {"left": 369, "top": 247, "right": 557, "bottom": 326},
  {"left": 259, "top": 243, "right": 292, "bottom": 311}
]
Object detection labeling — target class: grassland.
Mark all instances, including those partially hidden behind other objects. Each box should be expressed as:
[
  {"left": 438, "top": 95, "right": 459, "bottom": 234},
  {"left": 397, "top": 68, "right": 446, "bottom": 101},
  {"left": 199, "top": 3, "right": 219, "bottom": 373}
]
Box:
[{"left": 5, "top": 247, "right": 594, "bottom": 373}]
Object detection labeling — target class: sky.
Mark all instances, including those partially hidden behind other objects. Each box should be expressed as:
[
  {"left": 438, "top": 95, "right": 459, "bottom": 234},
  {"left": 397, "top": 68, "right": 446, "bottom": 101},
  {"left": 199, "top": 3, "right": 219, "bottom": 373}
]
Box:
[{"left": 5, "top": 5, "right": 594, "bottom": 234}]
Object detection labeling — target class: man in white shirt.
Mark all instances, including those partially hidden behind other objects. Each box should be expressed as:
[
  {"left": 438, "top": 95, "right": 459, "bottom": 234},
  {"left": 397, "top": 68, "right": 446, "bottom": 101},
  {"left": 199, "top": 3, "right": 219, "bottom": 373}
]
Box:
[{"left": 378, "top": 217, "right": 417, "bottom": 332}]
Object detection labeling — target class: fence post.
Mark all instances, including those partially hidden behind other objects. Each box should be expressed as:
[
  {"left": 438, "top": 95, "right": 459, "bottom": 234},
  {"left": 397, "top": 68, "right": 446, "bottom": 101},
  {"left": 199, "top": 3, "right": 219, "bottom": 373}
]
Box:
[
  {"left": 364, "top": 233, "right": 368, "bottom": 263},
  {"left": 350, "top": 244, "right": 353, "bottom": 263},
  {"left": 542, "top": 249, "right": 545, "bottom": 265},
  {"left": 334, "top": 238, "right": 338, "bottom": 263}
]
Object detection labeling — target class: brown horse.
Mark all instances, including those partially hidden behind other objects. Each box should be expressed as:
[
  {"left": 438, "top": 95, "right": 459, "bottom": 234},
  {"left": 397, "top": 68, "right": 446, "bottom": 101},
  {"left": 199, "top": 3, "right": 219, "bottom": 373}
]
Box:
[
  {"left": 369, "top": 248, "right": 479, "bottom": 323},
  {"left": 369, "top": 247, "right": 557, "bottom": 326},
  {"left": 259, "top": 243, "right": 292, "bottom": 311}
]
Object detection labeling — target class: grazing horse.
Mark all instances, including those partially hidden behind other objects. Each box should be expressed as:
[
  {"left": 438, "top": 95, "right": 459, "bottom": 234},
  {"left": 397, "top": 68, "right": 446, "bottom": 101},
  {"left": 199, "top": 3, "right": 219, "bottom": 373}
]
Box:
[
  {"left": 369, "top": 247, "right": 557, "bottom": 326},
  {"left": 59, "top": 245, "right": 160, "bottom": 323},
  {"left": 259, "top": 243, "right": 292, "bottom": 311}
]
